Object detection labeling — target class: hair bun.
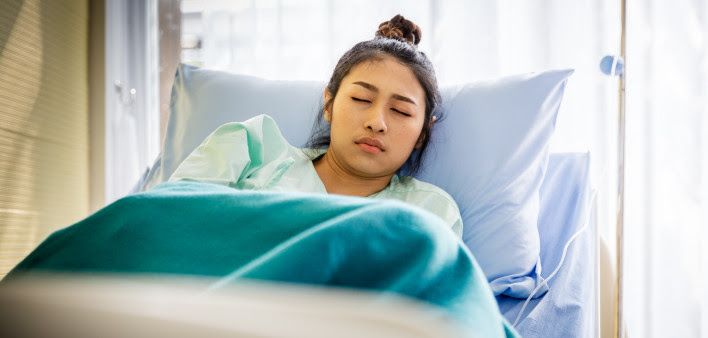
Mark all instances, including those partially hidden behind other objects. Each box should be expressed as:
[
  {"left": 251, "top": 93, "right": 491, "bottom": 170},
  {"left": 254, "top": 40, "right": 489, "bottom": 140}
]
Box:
[{"left": 375, "top": 14, "right": 421, "bottom": 47}]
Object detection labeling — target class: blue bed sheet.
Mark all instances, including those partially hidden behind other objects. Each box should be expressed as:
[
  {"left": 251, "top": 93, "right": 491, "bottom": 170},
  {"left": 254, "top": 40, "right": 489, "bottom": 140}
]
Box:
[{"left": 496, "top": 152, "right": 595, "bottom": 337}]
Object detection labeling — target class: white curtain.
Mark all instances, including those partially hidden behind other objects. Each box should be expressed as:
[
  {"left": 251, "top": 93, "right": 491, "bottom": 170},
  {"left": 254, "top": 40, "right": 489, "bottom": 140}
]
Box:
[
  {"left": 105, "top": 0, "right": 161, "bottom": 205},
  {"left": 179, "top": 0, "right": 708, "bottom": 335},
  {"left": 625, "top": 0, "right": 708, "bottom": 337}
]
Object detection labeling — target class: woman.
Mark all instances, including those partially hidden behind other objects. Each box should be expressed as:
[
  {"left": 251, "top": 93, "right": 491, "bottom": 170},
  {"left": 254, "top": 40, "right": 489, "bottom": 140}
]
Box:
[{"left": 169, "top": 14, "right": 462, "bottom": 237}]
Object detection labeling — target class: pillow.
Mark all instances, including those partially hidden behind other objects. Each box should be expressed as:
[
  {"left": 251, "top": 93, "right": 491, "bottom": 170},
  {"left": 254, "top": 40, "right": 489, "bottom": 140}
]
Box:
[{"left": 145, "top": 64, "right": 572, "bottom": 298}]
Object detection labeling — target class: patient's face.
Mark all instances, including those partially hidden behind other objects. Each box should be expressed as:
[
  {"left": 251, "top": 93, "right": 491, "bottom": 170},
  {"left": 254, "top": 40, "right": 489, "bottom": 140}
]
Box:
[{"left": 324, "top": 56, "right": 426, "bottom": 178}]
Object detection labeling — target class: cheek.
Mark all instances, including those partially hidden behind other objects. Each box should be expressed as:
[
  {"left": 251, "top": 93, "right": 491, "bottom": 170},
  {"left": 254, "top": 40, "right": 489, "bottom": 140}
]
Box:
[
  {"left": 331, "top": 105, "right": 364, "bottom": 132},
  {"left": 390, "top": 125, "right": 424, "bottom": 154},
  {"left": 402, "top": 121, "right": 425, "bottom": 143},
  {"left": 330, "top": 99, "right": 352, "bottom": 121},
  {"left": 328, "top": 110, "right": 354, "bottom": 143}
]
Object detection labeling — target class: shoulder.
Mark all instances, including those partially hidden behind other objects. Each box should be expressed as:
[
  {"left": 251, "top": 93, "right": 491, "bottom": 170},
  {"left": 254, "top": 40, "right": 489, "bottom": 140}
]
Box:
[
  {"left": 379, "top": 176, "right": 463, "bottom": 237},
  {"left": 208, "top": 114, "right": 296, "bottom": 159},
  {"left": 385, "top": 176, "right": 458, "bottom": 208},
  {"left": 208, "top": 114, "right": 283, "bottom": 143},
  {"left": 168, "top": 114, "right": 295, "bottom": 184}
]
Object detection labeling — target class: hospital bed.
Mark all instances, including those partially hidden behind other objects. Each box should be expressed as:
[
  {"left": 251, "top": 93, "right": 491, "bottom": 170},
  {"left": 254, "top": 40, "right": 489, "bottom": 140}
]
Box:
[{"left": 0, "top": 64, "right": 606, "bottom": 337}]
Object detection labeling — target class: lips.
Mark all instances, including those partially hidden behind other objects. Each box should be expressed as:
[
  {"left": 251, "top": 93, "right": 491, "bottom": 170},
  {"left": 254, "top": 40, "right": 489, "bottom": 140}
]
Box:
[{"left": 355, "top": 137, "right": 385, "bottom": 154}]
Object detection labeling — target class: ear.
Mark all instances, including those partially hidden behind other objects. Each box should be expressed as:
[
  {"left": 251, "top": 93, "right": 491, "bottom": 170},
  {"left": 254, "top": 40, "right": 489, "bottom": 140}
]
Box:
[
  {"left": 414, "top": 116, "right": 436, "bottom": 149},
  {"left": 324, "top": 88, "right": 333, "bottom": 122}
]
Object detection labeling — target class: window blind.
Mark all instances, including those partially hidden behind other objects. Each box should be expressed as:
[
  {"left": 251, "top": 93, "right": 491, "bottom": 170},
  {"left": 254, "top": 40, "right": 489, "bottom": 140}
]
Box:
[{"left": 0, "top": 0, "right": 89, "bottom": 278}]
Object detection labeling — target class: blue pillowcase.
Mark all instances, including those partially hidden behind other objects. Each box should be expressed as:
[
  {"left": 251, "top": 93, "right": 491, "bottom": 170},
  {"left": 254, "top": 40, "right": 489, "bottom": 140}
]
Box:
[{"left": 145, "top": 64, "right": 572, "bottom": 298}]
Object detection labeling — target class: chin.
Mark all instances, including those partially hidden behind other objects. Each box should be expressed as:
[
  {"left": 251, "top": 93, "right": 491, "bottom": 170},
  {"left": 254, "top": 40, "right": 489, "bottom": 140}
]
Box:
[
  {"left": 345, "top": 153, "right": 401, "bottom": 177},
  {"left": 353, "top": 165, "right": 398, "bottom": 179}
]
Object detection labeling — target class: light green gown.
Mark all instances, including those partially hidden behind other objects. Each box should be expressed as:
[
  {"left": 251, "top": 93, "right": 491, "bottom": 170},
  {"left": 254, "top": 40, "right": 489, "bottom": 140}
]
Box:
[{"left": 169, "top": 115, "right": 462, "bottom": 238}]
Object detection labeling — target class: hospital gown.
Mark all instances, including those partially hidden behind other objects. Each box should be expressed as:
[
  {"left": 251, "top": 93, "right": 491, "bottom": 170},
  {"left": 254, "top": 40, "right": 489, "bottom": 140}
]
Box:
[{"left": 169, "top": 114, "right": 463, "bottom": 238}]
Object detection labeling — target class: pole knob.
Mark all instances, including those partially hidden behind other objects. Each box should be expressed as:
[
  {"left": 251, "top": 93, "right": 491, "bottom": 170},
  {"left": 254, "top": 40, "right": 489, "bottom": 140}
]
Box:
[{"left": 600, "top": 55, "right": 625, "bottom": 77}]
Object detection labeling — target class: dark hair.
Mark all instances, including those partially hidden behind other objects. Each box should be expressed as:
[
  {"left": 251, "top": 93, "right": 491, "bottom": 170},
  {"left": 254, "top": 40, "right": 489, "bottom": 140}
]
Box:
[{"left": 305, "top": 14, "right": 442, "bottom": 176}]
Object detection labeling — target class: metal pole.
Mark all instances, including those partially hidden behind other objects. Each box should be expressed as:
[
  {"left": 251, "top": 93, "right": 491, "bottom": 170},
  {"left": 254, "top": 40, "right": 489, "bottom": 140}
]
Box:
[{"left": 614, "top": 0, "right": 626, "bottom": 336}]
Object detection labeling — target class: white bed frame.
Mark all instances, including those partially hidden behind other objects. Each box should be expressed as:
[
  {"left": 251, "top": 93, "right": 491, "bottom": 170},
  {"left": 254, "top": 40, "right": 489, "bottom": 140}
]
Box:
[
  {"left": 0, "top": 274, "right": 466, "bottom": 337},
  {"left": 596, "top": 192, "right": 616, "bottom": 338}
]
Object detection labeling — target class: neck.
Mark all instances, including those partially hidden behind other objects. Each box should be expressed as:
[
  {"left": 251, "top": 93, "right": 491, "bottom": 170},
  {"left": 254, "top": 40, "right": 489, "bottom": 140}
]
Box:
[{"left": 313, "top": 151, "right": 394, "bottom": 197}]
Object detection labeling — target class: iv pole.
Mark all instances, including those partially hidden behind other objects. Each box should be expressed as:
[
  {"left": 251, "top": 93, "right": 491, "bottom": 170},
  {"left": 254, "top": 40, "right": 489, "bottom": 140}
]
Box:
[
  {"left": 601, "top": 0, "right": 626, "bottom": 336},
  {"left": 615, "top": 0, "right": 626, "bottom": 336}
]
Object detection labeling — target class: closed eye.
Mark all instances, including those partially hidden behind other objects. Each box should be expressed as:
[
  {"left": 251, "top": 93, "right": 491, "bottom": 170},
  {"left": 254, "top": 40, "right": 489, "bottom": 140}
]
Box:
[
  {"left": 352, "top": 97, "right": 371, "bottom": 103},
  {"left": 392, "top": 108, "right": 411, "bottom": 117}
]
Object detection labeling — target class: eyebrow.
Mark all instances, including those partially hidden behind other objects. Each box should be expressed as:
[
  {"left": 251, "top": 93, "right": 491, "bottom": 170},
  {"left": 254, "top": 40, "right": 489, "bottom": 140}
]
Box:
[{"left": 352, "top": 81, "right": 417, "bottom": 106}]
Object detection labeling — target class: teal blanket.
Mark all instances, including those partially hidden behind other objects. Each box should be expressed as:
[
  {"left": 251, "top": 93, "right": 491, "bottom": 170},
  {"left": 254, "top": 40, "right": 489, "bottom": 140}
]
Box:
[{"left": 5, "top": 182, "right": 517, "bottom": 337}]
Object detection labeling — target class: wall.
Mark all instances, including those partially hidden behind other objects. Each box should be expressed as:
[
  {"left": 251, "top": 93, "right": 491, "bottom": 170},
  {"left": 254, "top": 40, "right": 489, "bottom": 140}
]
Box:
[{"left": 0, "top": 0, "right": 89, "bottom": 277}]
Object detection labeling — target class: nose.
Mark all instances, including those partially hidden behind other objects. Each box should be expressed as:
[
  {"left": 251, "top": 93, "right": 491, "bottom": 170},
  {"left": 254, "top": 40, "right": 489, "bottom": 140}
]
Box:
[{"left": 365, "top": 104, "right": 387, "bottom": 133}]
